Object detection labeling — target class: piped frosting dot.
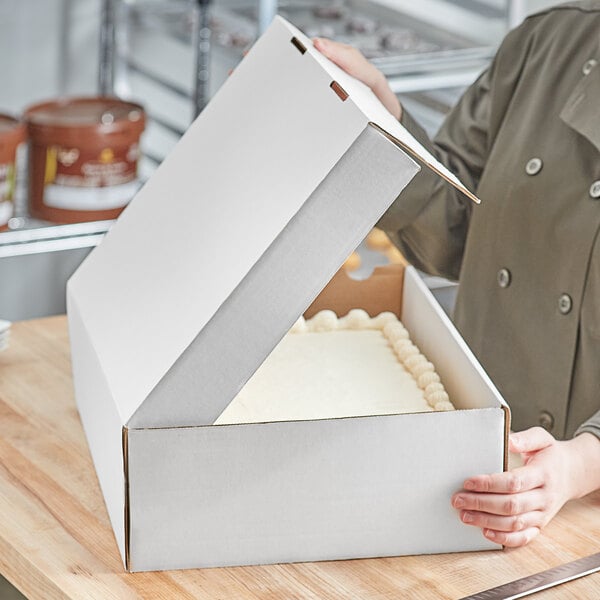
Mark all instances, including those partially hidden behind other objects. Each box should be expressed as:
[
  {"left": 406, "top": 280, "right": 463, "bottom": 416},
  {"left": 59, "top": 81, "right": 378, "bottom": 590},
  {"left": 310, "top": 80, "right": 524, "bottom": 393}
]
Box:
[
  {"left": 383, "top": 321, "right": 409, "bottom": 341},
  {"left": 403, "top": 354, "right": 427, "bottom": 372},
  {"left": 290, "top": 316, "right": 307, "bottom": 334},
  {"left": 428, "top": 390, "right": 450, "bottom": 406},
  {"left": 416, "top": 370, "right": 440, "bottom": 388},
  {"left": 392, "top": 338, "right": 412, "bottom": 353},
  {"left": 395, "top": 343, "right": 419, "bottom": 361},
  {"left": 371, "top": 312, "right": 399, "bottom": 329},
  {"left": 344, "top": 308, "right": 371, "bottom": 330},
  {"left": 308, "top": 310, "right": 338, "bottom": 332},
  {"left": 413, "top": 361, "right": 435, "bottom": 379},
  {"left": 425, "top": 382, "right": 445, "bottom": 395}
]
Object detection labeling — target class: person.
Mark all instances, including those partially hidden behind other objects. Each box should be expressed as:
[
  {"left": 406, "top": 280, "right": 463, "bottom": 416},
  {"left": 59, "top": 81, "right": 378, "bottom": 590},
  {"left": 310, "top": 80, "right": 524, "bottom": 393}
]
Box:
[{"left": 314, "top": 0, "right": 600, "bottom": 548}]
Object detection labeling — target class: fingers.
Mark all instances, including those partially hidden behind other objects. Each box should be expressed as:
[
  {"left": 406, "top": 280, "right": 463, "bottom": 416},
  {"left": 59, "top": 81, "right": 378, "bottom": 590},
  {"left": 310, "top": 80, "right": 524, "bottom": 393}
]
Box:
[
  {"left": 312, "top": 37, "right": 348, "bottom": 64},
  {"left": 483, "top": 526, "right": 540, "bottom": 547},
  {"left": 313, "top": 38, "right": 379, "bottom": 87},
  {"left": 313, "top": 37, "right": 402, "bottom": 120},
  {"left": 452, "top": 488, "right": 546, "bottom": 516},
  {"left": 452, "top": 428, "right": 559, "bottom": 549},
  {"left": 313, "top": 37, "right": 353, "bottom": 64},
  {"left": 510, "top": 427, "right": 555, "bottom": 454},
  {"left": 460, "top": 509, "right": 545, "bottom": 533},
  {"left": 457, "top": 505, "right": 546, "bottom": 548},
  {"left": 454, "top": 486, "right": 547, "bottom": 548},
  {"left": 463, "top": 464, "right": 545, "bottom": 494}
]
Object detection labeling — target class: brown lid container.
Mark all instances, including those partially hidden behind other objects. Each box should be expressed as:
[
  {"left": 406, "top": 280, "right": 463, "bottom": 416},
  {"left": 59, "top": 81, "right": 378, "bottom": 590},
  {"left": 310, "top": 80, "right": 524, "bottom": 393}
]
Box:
[
  {"left": 25, "top": 96, "right": 145, "bottom": 146},
  {"left": 23, "top": 96, "right": 146, "bottom": 224}
]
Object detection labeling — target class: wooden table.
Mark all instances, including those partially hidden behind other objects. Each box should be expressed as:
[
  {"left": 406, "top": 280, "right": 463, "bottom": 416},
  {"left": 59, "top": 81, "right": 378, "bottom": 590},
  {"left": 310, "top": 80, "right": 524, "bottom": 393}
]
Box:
[{"left": 1, "top": 316, "right": 600, "bottom": 600}]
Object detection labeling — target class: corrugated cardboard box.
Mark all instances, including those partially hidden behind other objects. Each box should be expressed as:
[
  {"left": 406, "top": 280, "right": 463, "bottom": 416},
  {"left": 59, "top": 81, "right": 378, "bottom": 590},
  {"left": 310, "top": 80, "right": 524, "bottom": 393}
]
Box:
[{"left": 67, "top": 16, "right": 509, "bottom": 572}]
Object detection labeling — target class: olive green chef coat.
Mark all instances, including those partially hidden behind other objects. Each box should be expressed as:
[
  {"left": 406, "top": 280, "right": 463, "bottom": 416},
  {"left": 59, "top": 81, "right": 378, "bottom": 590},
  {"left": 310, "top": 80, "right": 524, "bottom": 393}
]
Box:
[{"left": 377, "top": 1, "right": 600, "bottom": 440}]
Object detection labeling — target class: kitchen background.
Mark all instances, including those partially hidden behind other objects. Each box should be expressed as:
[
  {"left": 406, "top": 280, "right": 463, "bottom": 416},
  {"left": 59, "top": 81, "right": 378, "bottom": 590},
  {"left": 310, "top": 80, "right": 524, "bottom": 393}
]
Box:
[{"left": 1, "top": 0, "right": 555, "bottom": 323}]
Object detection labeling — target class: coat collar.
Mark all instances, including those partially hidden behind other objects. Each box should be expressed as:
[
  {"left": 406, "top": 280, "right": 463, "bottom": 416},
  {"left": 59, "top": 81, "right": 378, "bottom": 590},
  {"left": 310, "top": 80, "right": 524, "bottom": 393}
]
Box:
[{"left": 560, "top": 52, "right": 600, "bottom": 153}]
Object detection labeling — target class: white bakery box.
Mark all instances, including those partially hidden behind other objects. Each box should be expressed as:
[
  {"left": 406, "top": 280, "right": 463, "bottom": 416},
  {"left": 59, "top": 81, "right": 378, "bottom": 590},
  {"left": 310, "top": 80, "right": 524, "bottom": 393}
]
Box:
[{"left": 67, "top": 16, "right": 510, "bottom": 572}]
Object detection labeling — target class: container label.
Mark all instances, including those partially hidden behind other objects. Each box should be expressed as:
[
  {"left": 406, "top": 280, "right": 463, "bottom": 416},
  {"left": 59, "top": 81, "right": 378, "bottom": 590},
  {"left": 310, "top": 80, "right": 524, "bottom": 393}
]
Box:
[
  {"left": 0, "top": 201, "right": 11, "bottom": 226},
  {"left": 0, "top": 162, "right": 15, "bottom": 202},
  {"left": 0, "top": 162, "right": 15, "bottom": 226},
  {"left": 42, "top": 143, "right": 141, "bottom": 210},
  {"left": 44, "top": 179, "right": 141, "bottom": 210}
]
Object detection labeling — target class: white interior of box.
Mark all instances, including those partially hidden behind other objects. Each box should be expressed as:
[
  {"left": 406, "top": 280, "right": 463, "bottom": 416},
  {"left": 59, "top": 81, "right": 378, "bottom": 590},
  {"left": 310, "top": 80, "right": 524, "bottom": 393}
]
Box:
[
  {"left": 402, "top": 267, "right": 506, "bottom": 411},
  {"left": 212, "top": 265, "right": 506, "bottom": 426}
]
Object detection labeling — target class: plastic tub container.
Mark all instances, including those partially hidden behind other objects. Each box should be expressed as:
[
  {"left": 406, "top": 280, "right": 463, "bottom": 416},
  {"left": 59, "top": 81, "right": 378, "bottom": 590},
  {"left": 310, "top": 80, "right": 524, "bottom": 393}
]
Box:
[
  {"left": 0, "top": 114, "right": 26, "bottom": 229},
  {"left": 24, "top": 96, "right": 145, "bottom": 224}
]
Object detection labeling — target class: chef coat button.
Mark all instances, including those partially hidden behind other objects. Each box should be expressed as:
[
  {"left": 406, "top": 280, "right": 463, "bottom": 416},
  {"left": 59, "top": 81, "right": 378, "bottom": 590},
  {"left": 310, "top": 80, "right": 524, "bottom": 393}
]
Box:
[
  {"left": 538, "top": 411, "right": 554, "bottom": 432},
  {"left": 525, "top": 158, "right": 543, "bottom": 176},
  {"left": 590, "top": 180, "right": 600, "bottom": 199},
  {"left": 583, "top": 59, "right": 597, "bottom": 75},
  {"left": 558, "top": 293, "right": 572, "bottom": 315},
  {"left": 497, "top": 268, "right": 511, "bottom": 288}
]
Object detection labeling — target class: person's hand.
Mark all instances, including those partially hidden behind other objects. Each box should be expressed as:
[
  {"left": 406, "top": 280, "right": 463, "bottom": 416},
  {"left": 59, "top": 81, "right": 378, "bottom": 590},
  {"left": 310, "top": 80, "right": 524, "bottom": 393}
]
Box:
[
  {"left": 312, "top": 38, "right": 402, "bottom": 121},
  {"left": 451, "top": 427, "right": 600, "bottom": 547}
]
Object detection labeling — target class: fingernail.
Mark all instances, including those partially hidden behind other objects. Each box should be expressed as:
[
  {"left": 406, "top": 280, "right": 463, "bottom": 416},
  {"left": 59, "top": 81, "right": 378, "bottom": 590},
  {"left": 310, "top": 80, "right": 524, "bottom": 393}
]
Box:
[
  {"left": 462, "top": 511, "right": 474, "bottom": 523},
  {"left": 454, "top": 496, "right": 465, "bottom": 508},
  {"left": 464, "top": 480, "right": 475, "bottom": 490},
  {"left": 485, "top": 530, "right": 496, "bottom": 540}
]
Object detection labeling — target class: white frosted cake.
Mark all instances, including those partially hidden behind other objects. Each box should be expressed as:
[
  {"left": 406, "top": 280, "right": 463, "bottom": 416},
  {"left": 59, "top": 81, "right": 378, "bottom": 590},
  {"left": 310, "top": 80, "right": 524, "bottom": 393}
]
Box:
[{"left": 215, "top": 309, "right": 454, "bottom": 425}]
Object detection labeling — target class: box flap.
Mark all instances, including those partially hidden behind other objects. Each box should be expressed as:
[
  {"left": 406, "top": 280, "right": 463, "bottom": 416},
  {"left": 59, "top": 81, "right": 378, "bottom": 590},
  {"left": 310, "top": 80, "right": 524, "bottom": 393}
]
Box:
[
  {"left": 129, "top": 126, "right": 419, "bottom": 428},
  {"left": 282, "top": 17, "right": 480, "bottom": 204}
]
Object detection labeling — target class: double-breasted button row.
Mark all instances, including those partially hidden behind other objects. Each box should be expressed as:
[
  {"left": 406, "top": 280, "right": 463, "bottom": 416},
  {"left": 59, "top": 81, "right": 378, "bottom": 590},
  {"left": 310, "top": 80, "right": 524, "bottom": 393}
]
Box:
[
  {"left": 539, "top": 410, "right": 554, "bottom": 432},
  {"left": 525, "top": 157, "right": 543, "bottom": 176},
  {"left": 583, "top": 58, "right": 597, "bottom": 76},
  {"left": 497, "top": 268, "right": 573, "bottom": 314},
  {"left": 525, "top": 158, "right": 599, "bottom": 199}
]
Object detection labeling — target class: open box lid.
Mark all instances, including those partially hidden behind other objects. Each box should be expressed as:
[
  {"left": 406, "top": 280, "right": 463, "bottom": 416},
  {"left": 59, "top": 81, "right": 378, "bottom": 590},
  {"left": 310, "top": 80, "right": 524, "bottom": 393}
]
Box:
[{"left": 68, "top": 16, "right": 479, "bottom": 430}]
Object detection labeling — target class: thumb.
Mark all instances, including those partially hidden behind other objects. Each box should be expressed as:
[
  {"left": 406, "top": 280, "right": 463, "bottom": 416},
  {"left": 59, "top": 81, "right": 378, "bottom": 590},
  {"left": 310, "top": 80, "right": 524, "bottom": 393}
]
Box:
[
  {"left": 313, "top": 37, "right": 334, "bottom": 56},
  {"left": 313, "top": 38, "right": 364, "bottom": 76},
  {"left": 510, "top": 427, "right": 555, "bottom": 454}
]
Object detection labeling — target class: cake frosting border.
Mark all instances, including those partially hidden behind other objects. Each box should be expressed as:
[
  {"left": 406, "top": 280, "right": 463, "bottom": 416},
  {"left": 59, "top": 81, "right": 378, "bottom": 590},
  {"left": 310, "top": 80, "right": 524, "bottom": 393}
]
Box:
[{"left": 292, "top": 309, "right": 454, "bottom": 412}]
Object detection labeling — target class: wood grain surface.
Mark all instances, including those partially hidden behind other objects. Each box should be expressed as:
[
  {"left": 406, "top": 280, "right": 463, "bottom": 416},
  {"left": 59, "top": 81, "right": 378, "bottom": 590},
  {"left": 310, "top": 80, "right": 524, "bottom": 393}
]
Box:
[{"left": 1, "top": 316, "right": 599, "bottom": 599}]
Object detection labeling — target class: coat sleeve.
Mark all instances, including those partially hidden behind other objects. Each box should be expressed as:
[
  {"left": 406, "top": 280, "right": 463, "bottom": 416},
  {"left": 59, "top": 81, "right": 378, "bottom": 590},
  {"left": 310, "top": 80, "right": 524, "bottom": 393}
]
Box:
[
  {"left": 376, "top": 71, "right": 493, "bottom": 281},
  {"left": 376, "top": 16, "right": 538, "bottom": 281},
  {"left": 575, "top": 413, "right": 600, "bottom": 441}
]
